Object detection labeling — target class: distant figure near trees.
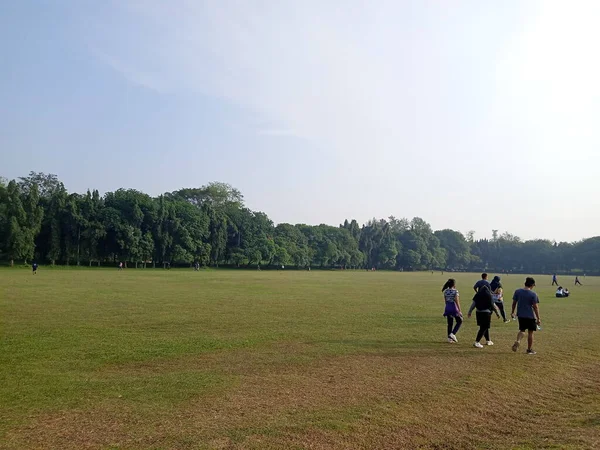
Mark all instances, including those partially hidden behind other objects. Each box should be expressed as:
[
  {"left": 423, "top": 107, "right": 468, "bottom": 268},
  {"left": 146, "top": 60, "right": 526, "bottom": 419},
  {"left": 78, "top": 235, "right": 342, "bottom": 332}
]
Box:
[
  {"left": 32, "top": 262, "right": 38, "bottom": 274},
  {"left": 118, "top": 262, "right": 123, "bottom": 270},
  {"left": 552, "top": 274, "right": 558, "bottom": 286},
  {"left": 575, "top": 276, "right": 583, "bottom": 286}
]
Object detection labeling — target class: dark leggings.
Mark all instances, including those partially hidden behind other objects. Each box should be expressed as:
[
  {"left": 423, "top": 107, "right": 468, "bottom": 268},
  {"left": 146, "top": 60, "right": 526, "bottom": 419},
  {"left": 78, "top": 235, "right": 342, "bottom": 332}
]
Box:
[
  {"left": 476, "top": 327, "right": 490, "bottom": 342},
  {"left": 495, "top": 302, "right": 507, "bottom": 321},
  {"left": 446, "top": 315, "right": 463, "bottom": 336}
]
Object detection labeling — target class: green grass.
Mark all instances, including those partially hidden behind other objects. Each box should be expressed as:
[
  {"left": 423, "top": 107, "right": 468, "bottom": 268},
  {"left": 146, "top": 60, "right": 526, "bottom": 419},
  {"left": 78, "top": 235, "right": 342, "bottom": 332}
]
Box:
[{"left": 1, "top": 269, "right": 599, "bottom": 449}]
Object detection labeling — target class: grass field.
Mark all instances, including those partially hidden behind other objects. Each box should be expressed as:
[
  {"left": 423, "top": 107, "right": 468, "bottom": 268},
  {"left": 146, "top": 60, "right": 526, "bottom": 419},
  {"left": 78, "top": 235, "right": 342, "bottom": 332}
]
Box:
[{"left": 1, "top": 269, "right": 599, "bottom": 449}]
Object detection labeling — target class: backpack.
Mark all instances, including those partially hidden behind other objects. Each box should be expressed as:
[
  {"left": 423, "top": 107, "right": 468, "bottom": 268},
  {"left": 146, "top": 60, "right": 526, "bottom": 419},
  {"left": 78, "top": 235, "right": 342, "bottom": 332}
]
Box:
[{"left": 473, "top": 286, "right": 493, "bottom": 311}]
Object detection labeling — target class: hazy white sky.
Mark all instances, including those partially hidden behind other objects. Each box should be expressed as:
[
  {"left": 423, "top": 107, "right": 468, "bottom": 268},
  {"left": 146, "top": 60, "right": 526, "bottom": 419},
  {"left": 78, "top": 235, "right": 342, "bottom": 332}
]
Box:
[{"left": 2, "top": 1, "right": 599, "bottom": 242}]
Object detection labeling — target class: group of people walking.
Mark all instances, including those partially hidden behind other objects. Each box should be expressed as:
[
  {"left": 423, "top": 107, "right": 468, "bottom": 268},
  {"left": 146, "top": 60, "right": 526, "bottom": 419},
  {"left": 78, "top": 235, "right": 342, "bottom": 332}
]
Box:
[{"left": 442, "top": 273, "right": 541, "bottom": 354}]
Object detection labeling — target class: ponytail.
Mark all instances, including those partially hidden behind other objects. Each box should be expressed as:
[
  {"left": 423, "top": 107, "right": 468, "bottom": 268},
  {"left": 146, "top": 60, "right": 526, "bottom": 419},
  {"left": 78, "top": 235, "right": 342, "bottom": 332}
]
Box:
[{"left": 442, "top": 278, "right": 456, "bottom": 292}]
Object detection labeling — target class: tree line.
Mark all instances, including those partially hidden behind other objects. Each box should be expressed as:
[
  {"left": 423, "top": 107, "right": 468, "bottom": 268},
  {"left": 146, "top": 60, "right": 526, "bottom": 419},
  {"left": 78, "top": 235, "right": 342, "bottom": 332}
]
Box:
[{"left": 1, "top": 172, "right": 599, "bottom": 273}]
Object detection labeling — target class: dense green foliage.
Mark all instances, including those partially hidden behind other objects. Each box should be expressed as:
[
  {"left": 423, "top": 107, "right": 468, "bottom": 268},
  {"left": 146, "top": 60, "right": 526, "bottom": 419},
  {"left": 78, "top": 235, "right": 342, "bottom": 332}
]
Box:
[{"left": 0, "top": 172, "right": 598, "bottom": 272}]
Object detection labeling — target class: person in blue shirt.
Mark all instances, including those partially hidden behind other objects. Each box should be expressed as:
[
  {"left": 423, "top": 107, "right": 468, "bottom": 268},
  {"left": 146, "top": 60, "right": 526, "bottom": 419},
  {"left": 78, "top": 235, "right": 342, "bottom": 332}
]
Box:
[
  {"left": 552, "top": 274, "right": 558, "bottom": 286},
  {"left": 473, "top": 273, "right": 491, "bottom": 293},
  {"left": 32, "top": 262, "right": 38, "bottom": 274},
  {"left": 511, "top": 277, "right": 542, "bottom": 355}
]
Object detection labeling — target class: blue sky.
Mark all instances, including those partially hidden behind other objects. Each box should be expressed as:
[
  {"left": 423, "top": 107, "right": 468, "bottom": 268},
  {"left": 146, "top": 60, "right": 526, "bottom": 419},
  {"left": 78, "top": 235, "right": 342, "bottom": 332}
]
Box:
[{"left": 2, "top": 1, "right": 599, "bottom": 242}]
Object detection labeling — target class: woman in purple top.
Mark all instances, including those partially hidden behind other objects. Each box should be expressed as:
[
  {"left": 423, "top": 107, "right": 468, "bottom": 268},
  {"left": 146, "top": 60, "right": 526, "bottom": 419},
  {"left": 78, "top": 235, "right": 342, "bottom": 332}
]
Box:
[{"left": 442, "top": 279, "right": 463, "bottom": 343}]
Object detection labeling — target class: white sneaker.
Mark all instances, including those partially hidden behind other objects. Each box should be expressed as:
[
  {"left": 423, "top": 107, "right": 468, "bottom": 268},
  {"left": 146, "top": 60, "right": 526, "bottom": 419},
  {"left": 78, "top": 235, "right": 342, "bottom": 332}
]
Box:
[
  {"left": 486, "top": 341, "right": 494, "bottom": 346},
  {"left": 473, "top": 342, "right": 484, "bottom": 348},
  {"left": 448, "top": 338, "right": 455, "bottom": 343},
  {"left": 449, "top": 333, "right": 458, "bottom": 343}
]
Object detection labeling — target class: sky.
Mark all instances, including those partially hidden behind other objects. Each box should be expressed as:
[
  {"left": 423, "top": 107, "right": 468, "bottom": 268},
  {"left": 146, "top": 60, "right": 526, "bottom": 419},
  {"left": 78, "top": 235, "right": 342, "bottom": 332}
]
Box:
[{"left": 1, "top": 0, "right": 599, "bottom": 242}]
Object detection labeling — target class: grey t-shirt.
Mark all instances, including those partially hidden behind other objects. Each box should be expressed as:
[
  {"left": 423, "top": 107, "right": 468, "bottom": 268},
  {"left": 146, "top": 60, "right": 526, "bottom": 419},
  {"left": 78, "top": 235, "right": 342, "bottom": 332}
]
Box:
[
  {"left": 513, "top": 288, "right": 539, "bottom": 319},
  {"left": 474, "top": 279, "right": 491, "bottom": 291}
]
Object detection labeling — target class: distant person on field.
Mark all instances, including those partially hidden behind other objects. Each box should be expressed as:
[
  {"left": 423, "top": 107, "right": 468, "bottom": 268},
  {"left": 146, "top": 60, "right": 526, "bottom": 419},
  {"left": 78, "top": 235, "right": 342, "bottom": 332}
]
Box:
[
  {"left": 468, "top": 285, "right": 500, "bottom": 348},
  {"left": 473, "top": 273, "right": 491, "bottom": 293},
  {"left": 563, "top": 288, "right": 570, "bottom": 297},
  {"left": 442, "top": 278, "right": 463, "bottom": 344},
  {"left": 575, "top": 276, "right": 583, "bottom": 286},
  {"left": 32, "top": 262, "right": 38, "bottom": 275},
  {"left": 511, "top": 277, "right": 541, "bottom": 355},
  {"left": 119, "top": 262, "right": 123, "bottom": 270},
  {"left": 555, "top": 286, "right": 565, "bottom": 298},
  {"left": 552, "top": 274, "right": 558, "bottom": 286}
]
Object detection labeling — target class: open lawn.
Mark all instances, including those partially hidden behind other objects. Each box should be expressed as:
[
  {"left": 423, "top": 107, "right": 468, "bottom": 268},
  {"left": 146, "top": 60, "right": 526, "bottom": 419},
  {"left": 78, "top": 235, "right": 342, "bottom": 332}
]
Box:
[{"left": 1, "top": 269, "right": 599, "bottom": 449}]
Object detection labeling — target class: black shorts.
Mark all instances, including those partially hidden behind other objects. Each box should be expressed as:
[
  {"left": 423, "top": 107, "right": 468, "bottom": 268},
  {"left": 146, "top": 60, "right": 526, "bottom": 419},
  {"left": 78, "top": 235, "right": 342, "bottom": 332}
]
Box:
[
  {"left": 476, "top": 311, "right": 492, "bottom": 328},
  {"left": 518, "top": 318, "right": 537, "bottom": 332}
]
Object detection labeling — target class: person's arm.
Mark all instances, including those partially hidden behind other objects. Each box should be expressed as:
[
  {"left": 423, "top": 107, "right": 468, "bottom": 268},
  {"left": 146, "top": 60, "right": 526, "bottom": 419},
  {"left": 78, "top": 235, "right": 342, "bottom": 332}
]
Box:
[
  {"left": 532, "top": 303, "right": 541, "bottom": 324},
  {"left": 455, "top": 294, "right": 462, "bottom": 316},
  {"left": 473, "top": 283, "right": 478, "bottom": 293},
  {"left": 511, "top": 300, "right": 517, "bottom": 318},
  {"left": 468, "top": 301, "right": 476, "bottom": 317}
]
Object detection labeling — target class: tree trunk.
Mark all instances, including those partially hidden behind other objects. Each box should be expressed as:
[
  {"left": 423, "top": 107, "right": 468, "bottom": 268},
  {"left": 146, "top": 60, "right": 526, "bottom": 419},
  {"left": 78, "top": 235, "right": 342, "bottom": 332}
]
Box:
[
  {"left": 52, "top": 260, "right": 55, "bottom": 266},
  {"left": 135, "top": 261, "right": 138, "bottom": 269},
  {"left": 89, "top": 260, "right": 92, "bottom": 267},
  {"left": 163, "top": 262, "right": 166, "bottom": 269},
  {"left": 10, "top": 259, "right": 14, "bottom": 267},
  {"left": 152, "top": 261, "right": 155, "bottom": 269},
  {"left": 76, "top": 228, "right": 81, "bottom": 266},
  {"left": 97, "top": 261, "right": 100, "bottom": 267}
]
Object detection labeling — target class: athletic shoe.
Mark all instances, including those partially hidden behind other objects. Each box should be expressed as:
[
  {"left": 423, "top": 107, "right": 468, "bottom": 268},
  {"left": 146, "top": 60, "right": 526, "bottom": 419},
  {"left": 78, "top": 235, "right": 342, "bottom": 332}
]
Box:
[
  {"left": 504, "top": 320, "right": 512, "bottom": 324},
  {"left": 449, "top": 333, "right": 458, "bottom": 343},
  {"left": 473, "top": 342, "right": 484, "bottom": 348},
  {"left": 448, "top": 338, "right": 455, "bottom": 343},
  {"left": 486, "top": 341, "right": 494, "bottom": 346},
  {"left": 512, "top": 341, "right": 520, "bottom": 352},
  {"left": 526, "top": 349, "right": 537, "bottom": 355}
]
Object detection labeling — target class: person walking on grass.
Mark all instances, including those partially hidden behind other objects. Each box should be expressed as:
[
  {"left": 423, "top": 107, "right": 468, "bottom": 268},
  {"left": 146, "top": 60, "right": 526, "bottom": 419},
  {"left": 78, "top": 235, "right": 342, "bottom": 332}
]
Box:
[
  {"left": 490, "top": 275, "right": 509, "bottom": 323},
  {"left": 468, "top": 285, "right": 500, "bottom": 348},
  {"left": 511, "top": 277, "right": 541, "bottom": 355},
  {"left": 442, "top": 279, "right": 463, "bottom": 343},
  {"left": 492, "top": 285, "right": 510, "bottom": 323},
  {"left": 575, "top": 276, "right": 583, "bottom": 286},
  {"left": 32, "top": 262, "right": 38, "bottom": 275},
  {"left": 552, "top": 273, "right": 558, "bottom": 286},
  {"left": 473, "top": 273, "right": 491, "bottom": 293}
]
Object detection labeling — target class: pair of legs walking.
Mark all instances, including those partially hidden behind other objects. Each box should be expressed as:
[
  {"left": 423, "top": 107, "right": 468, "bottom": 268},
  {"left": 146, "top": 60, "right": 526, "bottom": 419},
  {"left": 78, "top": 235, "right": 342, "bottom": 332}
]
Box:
[
  {"left": 446, "top": 315, "right": 462, "bottom": 336},
  {"left": 474, "top": 312, "right": 493, "bottom": 347},
  {"left": 495, "top": 302, "right": 508, "bottom": 321},
  {"left": 513, "top": 318, "right": 537, "bottom": 354},
  {"left": 476, "top": 326, "right": 490, "bottom": 342}
]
